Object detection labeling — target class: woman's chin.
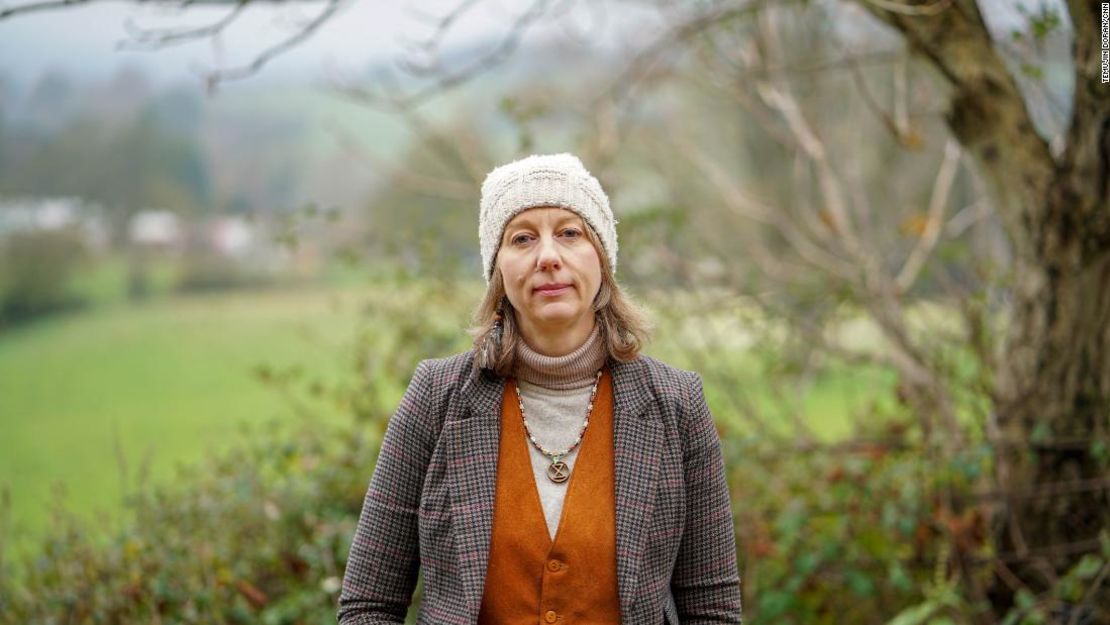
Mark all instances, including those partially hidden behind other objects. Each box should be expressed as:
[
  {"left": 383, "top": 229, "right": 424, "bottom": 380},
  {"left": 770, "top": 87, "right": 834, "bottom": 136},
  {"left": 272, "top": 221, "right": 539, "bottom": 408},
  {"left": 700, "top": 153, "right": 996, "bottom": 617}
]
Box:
[{"left": 525, "top": 303, "right": 582, "bottom": 326}]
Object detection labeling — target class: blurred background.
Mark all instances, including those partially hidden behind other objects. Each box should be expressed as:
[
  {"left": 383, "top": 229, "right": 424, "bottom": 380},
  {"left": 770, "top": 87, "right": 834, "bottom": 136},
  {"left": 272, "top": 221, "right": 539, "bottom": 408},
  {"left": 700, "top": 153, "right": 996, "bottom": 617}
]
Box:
[{"left": 1, "top": 0, "right": 1107, "bottom": 623}]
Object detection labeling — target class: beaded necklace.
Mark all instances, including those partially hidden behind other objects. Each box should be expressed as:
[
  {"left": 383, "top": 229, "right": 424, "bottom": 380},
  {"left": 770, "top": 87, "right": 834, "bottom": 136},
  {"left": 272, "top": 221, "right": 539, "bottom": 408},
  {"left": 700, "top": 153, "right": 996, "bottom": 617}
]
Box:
[{"left": 513, "top": 370, "right": 603, "bottom": 484}]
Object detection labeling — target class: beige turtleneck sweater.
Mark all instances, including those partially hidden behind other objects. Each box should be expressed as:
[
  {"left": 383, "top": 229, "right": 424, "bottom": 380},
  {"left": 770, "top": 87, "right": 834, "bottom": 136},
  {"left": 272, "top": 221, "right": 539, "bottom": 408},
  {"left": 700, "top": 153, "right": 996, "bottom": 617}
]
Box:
[{"left": 511, "top": 324, "right": 608, "bottom": 540}]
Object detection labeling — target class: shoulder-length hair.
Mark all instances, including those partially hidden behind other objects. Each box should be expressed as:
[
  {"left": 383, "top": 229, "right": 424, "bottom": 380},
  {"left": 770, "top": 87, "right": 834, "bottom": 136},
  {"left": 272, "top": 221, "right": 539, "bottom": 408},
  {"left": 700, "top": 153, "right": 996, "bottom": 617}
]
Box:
[{"left": 468, "top": 222, "right": 651, "bottom": 378}]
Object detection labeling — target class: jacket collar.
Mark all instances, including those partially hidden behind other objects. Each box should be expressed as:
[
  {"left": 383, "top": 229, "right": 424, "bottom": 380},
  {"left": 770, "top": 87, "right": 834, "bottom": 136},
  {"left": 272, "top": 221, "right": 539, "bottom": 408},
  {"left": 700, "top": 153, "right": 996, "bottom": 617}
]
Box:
[{"left": 463, "top": 355, "right": 652, "bottom": 423}]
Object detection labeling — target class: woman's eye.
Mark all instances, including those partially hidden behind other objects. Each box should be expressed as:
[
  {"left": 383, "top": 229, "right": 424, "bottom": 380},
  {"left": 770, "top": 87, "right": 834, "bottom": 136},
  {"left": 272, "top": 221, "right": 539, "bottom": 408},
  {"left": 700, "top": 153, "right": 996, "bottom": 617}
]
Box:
[
  {"left": 512, "top": 234, "right": 532, "bottom": 245},
  {"left": 562, "top": 229, "right": 582, "bottom": 239}
]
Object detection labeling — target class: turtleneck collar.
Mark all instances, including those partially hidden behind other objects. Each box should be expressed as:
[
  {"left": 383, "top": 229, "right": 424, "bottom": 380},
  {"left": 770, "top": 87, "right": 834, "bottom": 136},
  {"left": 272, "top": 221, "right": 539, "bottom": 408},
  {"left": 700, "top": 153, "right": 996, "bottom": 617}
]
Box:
[{"left": 512, "top": 324, "right": 607, "bottom": 390}]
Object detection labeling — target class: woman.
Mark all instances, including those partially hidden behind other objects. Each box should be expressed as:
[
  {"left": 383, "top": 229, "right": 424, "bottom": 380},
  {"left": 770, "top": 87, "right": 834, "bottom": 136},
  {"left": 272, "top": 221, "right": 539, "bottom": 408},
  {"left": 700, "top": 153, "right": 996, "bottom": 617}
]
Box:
[{"left": 338, "top": 154, "right": 742, "bottom": 625}]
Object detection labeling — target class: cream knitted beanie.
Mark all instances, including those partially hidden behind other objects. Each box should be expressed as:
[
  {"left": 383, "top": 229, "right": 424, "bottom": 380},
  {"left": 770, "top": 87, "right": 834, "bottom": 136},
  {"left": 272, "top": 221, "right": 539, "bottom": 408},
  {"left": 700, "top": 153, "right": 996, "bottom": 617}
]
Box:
[{"left": 479, "top": 153, "right": 618, "bottom": 283}]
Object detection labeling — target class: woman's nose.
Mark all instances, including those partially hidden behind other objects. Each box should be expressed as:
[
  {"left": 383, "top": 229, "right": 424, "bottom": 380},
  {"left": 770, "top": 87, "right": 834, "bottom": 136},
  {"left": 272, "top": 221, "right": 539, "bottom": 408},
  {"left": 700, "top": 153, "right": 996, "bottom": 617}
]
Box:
[{"left": 535, "top": 235, "right": 562, "bottom": 272}]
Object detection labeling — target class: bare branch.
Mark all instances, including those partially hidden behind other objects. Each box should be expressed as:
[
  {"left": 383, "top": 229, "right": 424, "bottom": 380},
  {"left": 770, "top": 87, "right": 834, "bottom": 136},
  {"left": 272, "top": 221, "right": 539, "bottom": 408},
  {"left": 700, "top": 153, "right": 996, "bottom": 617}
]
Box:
[
  {"left": 397, "top": 0, "right": 483, "bottom": 77},
  {"left": 196, "top": 0, "right": 344, "bottom": 92},
  {"left": 955, "top": 474, "right": 1110, "bottom": 505},
  {"left": 896, "top": 138, "right": 961, "bottom": 293},
  {"left": 753, "top": 9, "right": 865, "bottom": 254},
  {"left": 855, "top": 0, "right": 1055, "bottom": 262},
  {"left": 662, "top": 2, "right": 964, "bottom": 446},
  {"left": 0, "top": 0, "right": 95, "bottom": 20},
  {"left": 859, "top": 0, "right": 953, "bottom": 17},
  {"left": 663, "top": 119, "right": 860, "bottom": 281},
  {"left": 338, "top": 0, "right": 551, "bottom": 109},
  {"left": 847, "top": 49, "right": 924, "bottom": 149},
  {"left": 602, "top": 1, "right": 782, "bottom": 108},
  {"left": 120, "top": 0, "right": 247, "bottom": 50},
  {"left": 943, "top": 198, "right": 989, "bottom": 238},
  {"left": 756, "top": 80, "right": 862, "bottom": 250},
  {"left": 2, "top": 0, "right": 350, "bottom": 92}
]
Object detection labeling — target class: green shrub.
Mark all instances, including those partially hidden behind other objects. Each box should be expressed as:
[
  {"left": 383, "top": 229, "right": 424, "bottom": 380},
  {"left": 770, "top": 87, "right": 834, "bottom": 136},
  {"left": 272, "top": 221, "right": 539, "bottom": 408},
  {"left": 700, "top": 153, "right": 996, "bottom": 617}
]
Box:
[
  {"left": 0, "top": 419, "right": 380, "bottom": 625},
  {"left": 174, "top": 252, "right": 283, "bottom": 293},
  {"left": 0, "top": 227, "right": 90, "bottom": 326},
  {"left": 728, "top": 426, "right": 958, "bottom": 623}
]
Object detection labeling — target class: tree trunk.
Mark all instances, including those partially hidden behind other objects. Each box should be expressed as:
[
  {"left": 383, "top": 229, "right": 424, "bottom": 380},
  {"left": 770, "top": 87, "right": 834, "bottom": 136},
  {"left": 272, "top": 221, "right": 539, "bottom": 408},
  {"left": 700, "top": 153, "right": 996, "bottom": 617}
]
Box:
[
  {"left": 858, "top": 0, "right": 1110, "bottom": 618},
  {"left": 993, "top": 190, "right": 1110, "bottom": 618}
]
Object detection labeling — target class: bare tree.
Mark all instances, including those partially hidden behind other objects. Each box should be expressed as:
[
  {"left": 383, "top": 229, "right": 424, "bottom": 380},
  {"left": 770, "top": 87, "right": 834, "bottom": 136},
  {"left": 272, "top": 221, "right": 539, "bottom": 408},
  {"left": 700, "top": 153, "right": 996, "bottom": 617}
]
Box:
[{"left": 592, "top": 1, "right": 1108, "bottom": 616}]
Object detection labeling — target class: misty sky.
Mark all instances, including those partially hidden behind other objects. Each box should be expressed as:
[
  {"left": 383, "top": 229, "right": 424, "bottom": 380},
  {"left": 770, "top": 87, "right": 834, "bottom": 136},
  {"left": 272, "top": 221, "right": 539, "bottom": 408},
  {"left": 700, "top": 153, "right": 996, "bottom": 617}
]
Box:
[
  {"left": 0, "top": 0, "right": 1066, "bottom": 113},
  {"left": 0, "top": 0, "right": 661, "bottom": 90}
]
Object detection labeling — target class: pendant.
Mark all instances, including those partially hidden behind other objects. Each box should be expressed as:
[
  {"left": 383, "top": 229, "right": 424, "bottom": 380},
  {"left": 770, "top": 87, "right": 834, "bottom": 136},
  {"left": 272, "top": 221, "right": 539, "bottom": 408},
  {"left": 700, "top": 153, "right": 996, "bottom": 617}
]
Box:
[{"left": 547, "top": 460, "right": 570, "bottom": 483}]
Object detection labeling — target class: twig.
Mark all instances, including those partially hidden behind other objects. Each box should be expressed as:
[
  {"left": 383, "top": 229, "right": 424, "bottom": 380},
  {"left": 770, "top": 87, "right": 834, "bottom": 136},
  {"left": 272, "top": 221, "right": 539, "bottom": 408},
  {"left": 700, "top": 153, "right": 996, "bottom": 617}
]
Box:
[
  {"left": 663, "top": 119, "right": 859, "bottom": 282},
  {"left": 0, "top": 0, "right": 94, "bottom": 20},
  {"left": 397, "top": 0, "right": 483, "bottom": 76},
  {"left": 603, "top": 1, "right": 778, "bottom": 107},
  {"left": 848, "top": 49, "right": 908, "bottom": 143},
  {"left": 860, "top": 0, "right": 955, "bottom": 17},
  {"left": 340, "top": 0, "right": 551, "bottom": 109},
  {"left": 896, "top": 138, "right": 961, "bottom": 293},
  {"left": 954, "top": 475, "right": 1110, "bottom": 505},
  {"left": 197, "top": 0, "right": 345, "bottom": 92},
  {"left": 120, "top": 0, "right": 247, "bottom": 50}
]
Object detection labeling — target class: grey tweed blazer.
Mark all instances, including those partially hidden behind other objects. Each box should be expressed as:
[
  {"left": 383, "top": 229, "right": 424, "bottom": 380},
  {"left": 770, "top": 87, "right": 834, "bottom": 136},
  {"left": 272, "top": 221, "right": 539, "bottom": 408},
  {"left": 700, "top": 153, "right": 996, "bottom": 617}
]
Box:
[{"left": 338, "top": 350, "right": 742, "bottom": 625}]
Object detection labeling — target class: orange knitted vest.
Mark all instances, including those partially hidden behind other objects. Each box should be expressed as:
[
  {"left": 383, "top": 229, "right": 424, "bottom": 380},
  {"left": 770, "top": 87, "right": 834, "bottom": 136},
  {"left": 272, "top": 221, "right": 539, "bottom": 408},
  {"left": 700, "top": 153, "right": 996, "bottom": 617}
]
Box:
[{"left": 477, "top": 369, "right": 621, "bottom": 625}]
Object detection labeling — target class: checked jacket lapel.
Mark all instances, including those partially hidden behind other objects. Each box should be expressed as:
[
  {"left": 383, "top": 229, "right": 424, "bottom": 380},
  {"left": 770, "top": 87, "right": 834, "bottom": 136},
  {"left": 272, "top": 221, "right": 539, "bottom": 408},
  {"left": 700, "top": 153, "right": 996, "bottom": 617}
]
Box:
[
  {"left": 451, "top": 369, "right": 503, "bottom": 622},
  {"left": 609, "top": 357, "right": 661, "bottom": 621},
  {"left": 450, "top": 356, "right": 661, "bottom": 623}
]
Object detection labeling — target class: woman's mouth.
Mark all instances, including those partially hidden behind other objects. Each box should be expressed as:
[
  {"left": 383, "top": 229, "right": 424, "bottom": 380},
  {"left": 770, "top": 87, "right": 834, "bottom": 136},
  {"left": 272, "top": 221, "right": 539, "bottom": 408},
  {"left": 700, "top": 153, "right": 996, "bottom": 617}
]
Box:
[{"left": 535, "top": 284, "right": 572, "bottom": 296}]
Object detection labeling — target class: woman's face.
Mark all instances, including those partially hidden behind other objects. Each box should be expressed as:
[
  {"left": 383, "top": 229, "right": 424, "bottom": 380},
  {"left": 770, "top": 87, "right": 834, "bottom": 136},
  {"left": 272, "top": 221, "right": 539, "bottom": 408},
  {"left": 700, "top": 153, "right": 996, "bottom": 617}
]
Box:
[{"left": 496, "top": 207, "right": 602, "bottom": 340}]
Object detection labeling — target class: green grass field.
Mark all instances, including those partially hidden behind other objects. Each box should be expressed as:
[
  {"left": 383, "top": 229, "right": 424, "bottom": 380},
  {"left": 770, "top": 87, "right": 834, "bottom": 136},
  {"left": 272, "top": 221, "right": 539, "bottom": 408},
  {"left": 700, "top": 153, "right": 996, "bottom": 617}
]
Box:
[{"left": 0, "top": 285, "right": 365, "bottom": 554}]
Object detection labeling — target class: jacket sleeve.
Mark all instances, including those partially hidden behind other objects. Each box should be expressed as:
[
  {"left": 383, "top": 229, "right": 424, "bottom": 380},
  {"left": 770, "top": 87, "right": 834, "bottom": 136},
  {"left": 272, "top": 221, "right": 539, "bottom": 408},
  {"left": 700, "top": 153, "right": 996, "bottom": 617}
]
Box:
[
  {"left": 338, "top": 360, "right": 437, "bottom": 625},
  {"left": 672, "top": 371, "right": 743, "bottom": 624}
]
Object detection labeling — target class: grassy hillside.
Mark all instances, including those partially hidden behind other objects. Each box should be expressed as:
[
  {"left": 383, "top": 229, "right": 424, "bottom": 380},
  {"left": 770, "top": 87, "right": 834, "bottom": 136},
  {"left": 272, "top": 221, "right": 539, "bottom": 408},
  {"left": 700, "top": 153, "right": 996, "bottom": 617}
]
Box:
[{"left": 0, "top": 286, "right": 363, "bottom": 553}]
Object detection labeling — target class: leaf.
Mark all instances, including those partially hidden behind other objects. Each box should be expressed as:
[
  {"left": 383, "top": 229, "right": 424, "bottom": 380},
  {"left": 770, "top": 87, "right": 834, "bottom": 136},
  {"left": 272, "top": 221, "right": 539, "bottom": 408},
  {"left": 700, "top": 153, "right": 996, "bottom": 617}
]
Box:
[
  {"left": 846, "top": 568, "right": 876, "bottom": 598},
  {"left": 1071, "top": 554, "right": 1103, "bottom": 580},
  {"left": 888, "top": 562, "right": 913, "bottom": 592},
  {"left": 887, "top": 600, "right": 941, "bottom": 625}
]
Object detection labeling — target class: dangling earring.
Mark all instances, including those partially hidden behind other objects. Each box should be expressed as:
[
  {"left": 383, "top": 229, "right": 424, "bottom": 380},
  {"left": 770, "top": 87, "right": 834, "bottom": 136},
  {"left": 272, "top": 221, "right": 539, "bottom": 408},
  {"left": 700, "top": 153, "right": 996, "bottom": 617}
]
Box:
[{"left": 480, "top": 309, "right": 505, "bottom": 369}]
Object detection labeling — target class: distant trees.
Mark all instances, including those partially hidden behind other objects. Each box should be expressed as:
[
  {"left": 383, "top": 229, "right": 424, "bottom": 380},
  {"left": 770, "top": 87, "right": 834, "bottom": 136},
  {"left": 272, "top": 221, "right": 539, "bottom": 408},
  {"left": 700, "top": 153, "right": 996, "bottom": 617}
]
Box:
[{"left": 0, "top": 107, "right": 212, "bottom": 244}]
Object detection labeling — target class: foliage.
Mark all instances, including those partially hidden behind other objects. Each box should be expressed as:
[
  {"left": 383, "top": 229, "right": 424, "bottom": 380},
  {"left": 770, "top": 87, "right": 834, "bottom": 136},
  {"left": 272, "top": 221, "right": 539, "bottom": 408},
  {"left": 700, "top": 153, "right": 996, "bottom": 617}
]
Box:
[
  {"left": 0, "top": 417, "right": 378, "bottom": 625},
  {"left": 0, "top": 227, "right": 90, "bottom": 326},
  {"left": 727, "top": 423, "right": 970, "bottom": 623}
]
